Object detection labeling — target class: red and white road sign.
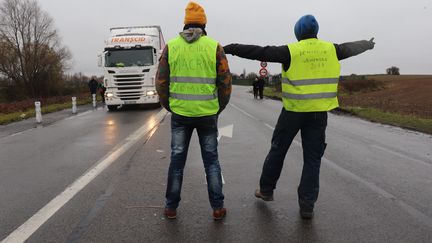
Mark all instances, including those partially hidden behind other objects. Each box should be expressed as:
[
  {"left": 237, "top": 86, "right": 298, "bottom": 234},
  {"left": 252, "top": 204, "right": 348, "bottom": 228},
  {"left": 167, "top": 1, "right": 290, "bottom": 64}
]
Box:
[
  {"left": 259, "top": 68, "right": 268, "bottom": 77},
  {"left": 260, "top": 61, "right": 268, "bottom": 68}
]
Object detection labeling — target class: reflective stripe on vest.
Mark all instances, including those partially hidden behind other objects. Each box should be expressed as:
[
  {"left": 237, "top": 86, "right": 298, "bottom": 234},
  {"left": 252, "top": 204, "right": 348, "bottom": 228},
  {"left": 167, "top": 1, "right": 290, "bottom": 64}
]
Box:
[
  {"left": 282, "top": 78, "right": 339, "bottom": 86},
  {"left": 168, "top": 35, "right": 219, "bottom": 117},
  {"left": 282, "top": 39, "right": 340, "bottom": 112},
  {"left": 282, "top": 92, "right": 337, "bottom": 100},
  {"left": 170, "top": 92, "right": 218, "bottom": 101},
  {"left": 171, "top": 77, "right": 215, "bottom": 84}
]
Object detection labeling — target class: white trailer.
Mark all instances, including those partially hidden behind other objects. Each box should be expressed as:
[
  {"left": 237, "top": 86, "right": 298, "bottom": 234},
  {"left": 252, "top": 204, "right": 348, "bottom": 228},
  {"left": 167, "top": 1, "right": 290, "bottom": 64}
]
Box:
[{"left": 98, "top": 26, "right": 165, "bottom": 111}]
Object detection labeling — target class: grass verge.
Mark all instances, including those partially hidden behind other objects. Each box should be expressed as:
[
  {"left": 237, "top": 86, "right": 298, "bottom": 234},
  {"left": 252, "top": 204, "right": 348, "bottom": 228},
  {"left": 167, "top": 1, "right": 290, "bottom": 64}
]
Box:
[
  {"left": 262, "top": 87, "right": 432, "bottom": 134},
  {"left": 263, "top": 88, "right": 282, "bottom": 100},
  {"left": 0, "top": 98, "right": 92, "bottom": 125},
  {"left": 336, "top": 107, "right": 432, "bottom": 134}
]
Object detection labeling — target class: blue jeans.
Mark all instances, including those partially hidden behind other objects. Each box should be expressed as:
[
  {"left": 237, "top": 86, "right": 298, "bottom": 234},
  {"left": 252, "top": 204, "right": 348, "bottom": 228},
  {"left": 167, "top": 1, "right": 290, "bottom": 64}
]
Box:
[
  {"left": 165, "top": 113, "right": 224, "bottom": 210},
  {"left": 259, "top": 109, "right": 327, "bottom": 209}
]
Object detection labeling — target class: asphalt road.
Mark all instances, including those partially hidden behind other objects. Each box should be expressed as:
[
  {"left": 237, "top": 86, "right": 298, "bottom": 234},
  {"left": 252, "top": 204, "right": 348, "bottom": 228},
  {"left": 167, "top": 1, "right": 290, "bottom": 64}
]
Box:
[{"left": 1, "top": 86, "right": 431, "bottom": 242}]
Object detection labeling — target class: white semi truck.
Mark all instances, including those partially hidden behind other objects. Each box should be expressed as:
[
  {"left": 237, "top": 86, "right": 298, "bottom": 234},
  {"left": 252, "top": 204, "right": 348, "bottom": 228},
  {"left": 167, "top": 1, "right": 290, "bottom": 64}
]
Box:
[{"left": 98, "top": 26, "right": 165, "bottom": 111}]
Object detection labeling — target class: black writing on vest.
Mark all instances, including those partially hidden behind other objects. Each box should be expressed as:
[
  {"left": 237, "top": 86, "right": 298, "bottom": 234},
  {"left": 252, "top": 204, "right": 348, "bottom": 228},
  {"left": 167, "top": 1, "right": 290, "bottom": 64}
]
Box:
[
  {"left": 300, "top": 49, "right": 329, "bottom": 71},
  {"left": 171, "top": 57, "right": 215, "bottom": 72}
]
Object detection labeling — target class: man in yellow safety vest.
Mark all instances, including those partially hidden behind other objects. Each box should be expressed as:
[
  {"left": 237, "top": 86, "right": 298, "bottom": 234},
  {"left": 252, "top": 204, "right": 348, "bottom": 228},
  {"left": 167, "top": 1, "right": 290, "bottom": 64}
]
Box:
[
  {"left": 224, "top": 14, "right": 375, "bottom": 219},
  {"left": 156, "top": 1, "right": 232, "bottom": 220}
]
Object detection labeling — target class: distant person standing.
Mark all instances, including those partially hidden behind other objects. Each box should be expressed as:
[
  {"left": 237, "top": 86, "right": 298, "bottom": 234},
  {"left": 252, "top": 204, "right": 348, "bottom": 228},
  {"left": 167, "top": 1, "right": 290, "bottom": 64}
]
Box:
[
  {"left": 156, "top": 1, "right": 232, "bottom": 220},
  {"left": 252, "top": 78, "right": 259, "bottom": 99},
  {"left": 98, "top": 81, "right": 106, "bottom": 103},
  {"left": 88, "top": 77, "right": 98, "bottom": 96},
  {"left": 224, "top": 14, "right": 375, "bottom": 219},
  {"left": 257, "top": 76, "right": 265, "bottom": 99}
]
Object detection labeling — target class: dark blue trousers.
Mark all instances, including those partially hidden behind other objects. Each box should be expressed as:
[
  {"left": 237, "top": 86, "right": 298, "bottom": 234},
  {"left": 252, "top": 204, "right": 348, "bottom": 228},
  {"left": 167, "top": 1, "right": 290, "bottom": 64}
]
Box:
[
  {"left": 260, "top": 109, "right": 327, "bottom": 209},
  {"left": 165, "top": 113, "right": 224, "bottom": 210}
]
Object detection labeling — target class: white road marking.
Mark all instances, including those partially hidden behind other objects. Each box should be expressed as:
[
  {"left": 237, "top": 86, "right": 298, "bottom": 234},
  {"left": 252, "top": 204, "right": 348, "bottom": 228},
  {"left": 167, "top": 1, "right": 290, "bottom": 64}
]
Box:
[
  {"left": 230, "top": 104, "right": 259, "bottom": 121},
  {"left": 204, "top": 124, "right": 233, "bottom": 185},
  {"left": 1, "top": 109, "right": 168, "bottom": 243},
  {"left": 218, "top": 125, "right": 233, "bottom": 185},
  {"left": 64, "top": 110, "right": 93, "bottom": 121},
  {"left": 9, "top": 131, "right": 26, "bottom": 137},
  {"left": 372, "top": 144, "right": 431, "bottom": 168},
  {"left": 76, "top": 110, "right": 93, "bottom": 117},
  {"left": 233, "top": 102, "right": 432, "bottom": 228},
  {"left": 204, "top": 172, "right": 226, "bottom": 185},
  {"left": 2, "top": 110, "right": 97, "bottom": 141},
  {"left": 262, "top": 122, "right": 302, "bottom": 145},
  {"left": 218, "top": 124, "right": 233, "bottom": 140},
  {"left": 321, "top": 156, "right": 432, "bottom": 228},
  {"left": 264, "top": 123, "right": 275, "bottom": 130}
]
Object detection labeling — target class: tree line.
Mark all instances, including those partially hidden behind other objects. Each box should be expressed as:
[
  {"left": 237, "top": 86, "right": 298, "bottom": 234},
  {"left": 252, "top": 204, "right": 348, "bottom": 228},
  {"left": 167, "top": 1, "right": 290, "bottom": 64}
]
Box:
[
  {"left": 0, "top": 0, "right": 402, "bottom": 103},
  {"left": 0, "top": 0, "right": 73, "bottom": 101}
]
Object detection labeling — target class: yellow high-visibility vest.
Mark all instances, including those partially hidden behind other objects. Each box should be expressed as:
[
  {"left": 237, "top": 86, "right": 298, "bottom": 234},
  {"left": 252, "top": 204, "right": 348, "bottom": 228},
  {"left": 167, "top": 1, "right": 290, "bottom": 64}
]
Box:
[
  {"left": 282, "top": 38, "right": 341, "bottom": 112},
  {"left": 168, "top": 35, "right": 219, "bottom": 117}
]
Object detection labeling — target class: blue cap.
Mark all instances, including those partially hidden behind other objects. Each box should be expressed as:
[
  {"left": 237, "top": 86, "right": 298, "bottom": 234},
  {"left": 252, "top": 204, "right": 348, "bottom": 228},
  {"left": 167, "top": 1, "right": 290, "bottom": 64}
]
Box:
[{"left": 294, "top": 15, "right": 319, "bottom": 41}]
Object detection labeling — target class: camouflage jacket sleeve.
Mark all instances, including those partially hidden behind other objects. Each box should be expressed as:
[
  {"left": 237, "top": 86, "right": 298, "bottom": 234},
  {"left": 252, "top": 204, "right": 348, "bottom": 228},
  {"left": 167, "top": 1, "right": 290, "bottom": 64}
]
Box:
[
  {"left": 155, "top": 46, "right": 170, "bottom": 112},
  {"left": 216, "top": 44, "right": 232, "bottom": 114}
]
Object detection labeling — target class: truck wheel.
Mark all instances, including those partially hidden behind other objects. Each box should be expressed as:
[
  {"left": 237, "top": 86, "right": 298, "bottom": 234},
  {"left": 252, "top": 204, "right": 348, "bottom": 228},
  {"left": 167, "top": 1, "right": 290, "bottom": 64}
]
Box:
[{"left": 107, "top": 105, "right": 118, "bottom": 111}]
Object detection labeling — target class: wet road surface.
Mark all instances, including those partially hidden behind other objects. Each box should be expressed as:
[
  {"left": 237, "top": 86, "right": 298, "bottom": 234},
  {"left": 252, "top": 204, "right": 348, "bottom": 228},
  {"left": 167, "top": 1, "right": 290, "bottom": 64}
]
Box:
[{"left": 1, "top": 86, "right": 431, "bottom": 242}]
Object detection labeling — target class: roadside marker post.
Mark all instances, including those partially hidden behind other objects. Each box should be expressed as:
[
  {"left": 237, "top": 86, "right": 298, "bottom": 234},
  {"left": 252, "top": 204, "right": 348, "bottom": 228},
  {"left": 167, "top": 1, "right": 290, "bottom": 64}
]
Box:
[
  {"left": 35, "top": 101, "right": 42, "bottom": 124},
  {"left": 72, "top": 97, "right": 77, "bottom": 114},
  {"left": 92, "top": 94, "right": 96, "bottom": 108}
]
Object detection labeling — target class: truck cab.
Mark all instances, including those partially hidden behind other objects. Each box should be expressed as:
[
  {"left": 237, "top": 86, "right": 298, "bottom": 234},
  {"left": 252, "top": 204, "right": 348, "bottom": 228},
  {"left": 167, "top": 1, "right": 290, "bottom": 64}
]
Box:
[{"left": 98, "top": 26, "right": 165, "bottom": 111}]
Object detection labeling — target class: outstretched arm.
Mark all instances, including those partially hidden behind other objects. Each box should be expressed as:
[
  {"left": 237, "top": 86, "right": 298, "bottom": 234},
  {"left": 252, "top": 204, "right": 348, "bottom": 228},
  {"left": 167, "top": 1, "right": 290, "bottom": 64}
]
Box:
[
  {"left": 223, "top": 44, "right": 291, "bottom": 64},
  {"left": 335, "top": 38, "right": 375, "bottom": 60}
]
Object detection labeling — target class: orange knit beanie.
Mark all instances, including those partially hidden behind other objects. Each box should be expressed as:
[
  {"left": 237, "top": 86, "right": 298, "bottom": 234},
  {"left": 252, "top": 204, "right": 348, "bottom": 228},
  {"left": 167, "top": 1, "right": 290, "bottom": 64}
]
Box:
[{"left": 184, "top": 2, "right": 207, "bottom": 25}]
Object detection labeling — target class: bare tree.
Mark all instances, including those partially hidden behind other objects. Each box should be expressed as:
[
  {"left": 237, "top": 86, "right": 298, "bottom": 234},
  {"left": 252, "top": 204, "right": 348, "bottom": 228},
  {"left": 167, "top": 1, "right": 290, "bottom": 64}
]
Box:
[
  {"left": 246, "top": 72, "right": 258, "bottom": 80},
  {"left": 0, "top": 0, "right": 71, "bottom": 99},
  {"left": 386, "top": 66, "right": 400, "bottom": 75}
]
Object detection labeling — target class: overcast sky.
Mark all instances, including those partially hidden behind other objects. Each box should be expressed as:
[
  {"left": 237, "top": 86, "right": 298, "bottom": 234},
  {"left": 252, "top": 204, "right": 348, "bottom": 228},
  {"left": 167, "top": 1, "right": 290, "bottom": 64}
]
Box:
[{"left": 36, "top": 0, "right": 432, "bottom": 76}]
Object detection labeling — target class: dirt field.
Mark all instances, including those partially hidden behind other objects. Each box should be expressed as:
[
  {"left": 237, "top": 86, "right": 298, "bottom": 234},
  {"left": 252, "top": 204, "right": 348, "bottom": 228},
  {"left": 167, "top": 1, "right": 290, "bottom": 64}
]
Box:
[{"left": 338, "top": 75, "right": 432, "bottom": 118}]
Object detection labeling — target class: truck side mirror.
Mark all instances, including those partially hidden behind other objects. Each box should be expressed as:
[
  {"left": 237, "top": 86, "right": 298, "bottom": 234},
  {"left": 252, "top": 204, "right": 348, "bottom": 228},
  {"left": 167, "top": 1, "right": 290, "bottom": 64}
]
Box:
[{"left": 97, "top": 54, "right": 102, "bottom": 67}]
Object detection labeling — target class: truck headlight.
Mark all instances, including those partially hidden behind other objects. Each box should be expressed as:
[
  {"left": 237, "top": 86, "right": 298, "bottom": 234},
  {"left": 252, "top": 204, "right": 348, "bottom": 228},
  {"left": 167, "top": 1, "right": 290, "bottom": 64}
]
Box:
[
  {"left": 146, "top": 90, "right": 156, "bottom": 96},
  {"left": 106, "top": 92, "right": 114, "bottom": 98}
]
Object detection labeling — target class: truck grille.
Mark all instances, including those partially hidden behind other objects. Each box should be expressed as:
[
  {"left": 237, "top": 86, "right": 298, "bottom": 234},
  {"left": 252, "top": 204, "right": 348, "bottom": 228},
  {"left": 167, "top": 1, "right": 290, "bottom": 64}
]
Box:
[
  {"left": 113, "top": 74, "right": 145, "bottom": 89},
  {"left": 116, "top": 90, "right": 144, "bottom": 101}
]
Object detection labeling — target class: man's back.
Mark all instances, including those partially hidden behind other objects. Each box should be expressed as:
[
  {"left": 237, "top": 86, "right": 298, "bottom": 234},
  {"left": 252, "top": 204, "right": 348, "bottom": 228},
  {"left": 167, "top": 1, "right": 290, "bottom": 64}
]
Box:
[{"left": 156, "top": 1, "right": 231, "bottom": 221}]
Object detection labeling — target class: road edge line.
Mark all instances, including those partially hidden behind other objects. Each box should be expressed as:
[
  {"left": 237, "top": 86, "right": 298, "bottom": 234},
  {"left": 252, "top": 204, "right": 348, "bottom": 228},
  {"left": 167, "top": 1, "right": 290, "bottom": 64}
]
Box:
[
  {"left": 232, "top": 102, "right": 432, "bottom": 229},
  {"left": 1, "top": 109, "right": 168, "bottom": 243}
]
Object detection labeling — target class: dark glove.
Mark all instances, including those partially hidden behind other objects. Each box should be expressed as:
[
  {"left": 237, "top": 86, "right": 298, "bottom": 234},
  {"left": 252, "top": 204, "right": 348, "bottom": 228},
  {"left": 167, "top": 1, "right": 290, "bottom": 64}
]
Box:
[{"left": 368, "top": 37, "right": 375, "bottom": 50}]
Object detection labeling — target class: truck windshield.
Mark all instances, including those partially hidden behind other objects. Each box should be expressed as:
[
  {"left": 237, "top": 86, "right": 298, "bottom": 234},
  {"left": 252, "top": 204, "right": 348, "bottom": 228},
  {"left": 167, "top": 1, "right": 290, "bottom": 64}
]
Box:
[{"left": 105, "top": 48, "right": 154, "bottom": 67}]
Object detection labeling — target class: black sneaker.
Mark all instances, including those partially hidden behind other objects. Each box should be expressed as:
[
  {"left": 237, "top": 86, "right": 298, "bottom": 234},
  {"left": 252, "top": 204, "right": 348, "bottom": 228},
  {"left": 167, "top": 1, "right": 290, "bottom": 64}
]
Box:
[
  {"left": 299, "top": 207, "right": 314, "bottom": 220},
  {"left": 298, "top": 198, "right": 315, "bottom": 220},
  {"left": 254, "top": 189, "right": 274, "bottom": 201}
]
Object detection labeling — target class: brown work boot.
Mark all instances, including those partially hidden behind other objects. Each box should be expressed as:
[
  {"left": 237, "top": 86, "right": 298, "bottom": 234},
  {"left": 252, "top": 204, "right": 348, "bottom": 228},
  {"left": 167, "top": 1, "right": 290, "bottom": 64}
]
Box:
[
  {"left": 254, "top": 189, "right": 274, "bottom": 201},
  {"left": 213, "top": 208, "right": 227, "bottom": 220},
  {"left": 164, "top": 208, "right": 177, "bottom": 219}
]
